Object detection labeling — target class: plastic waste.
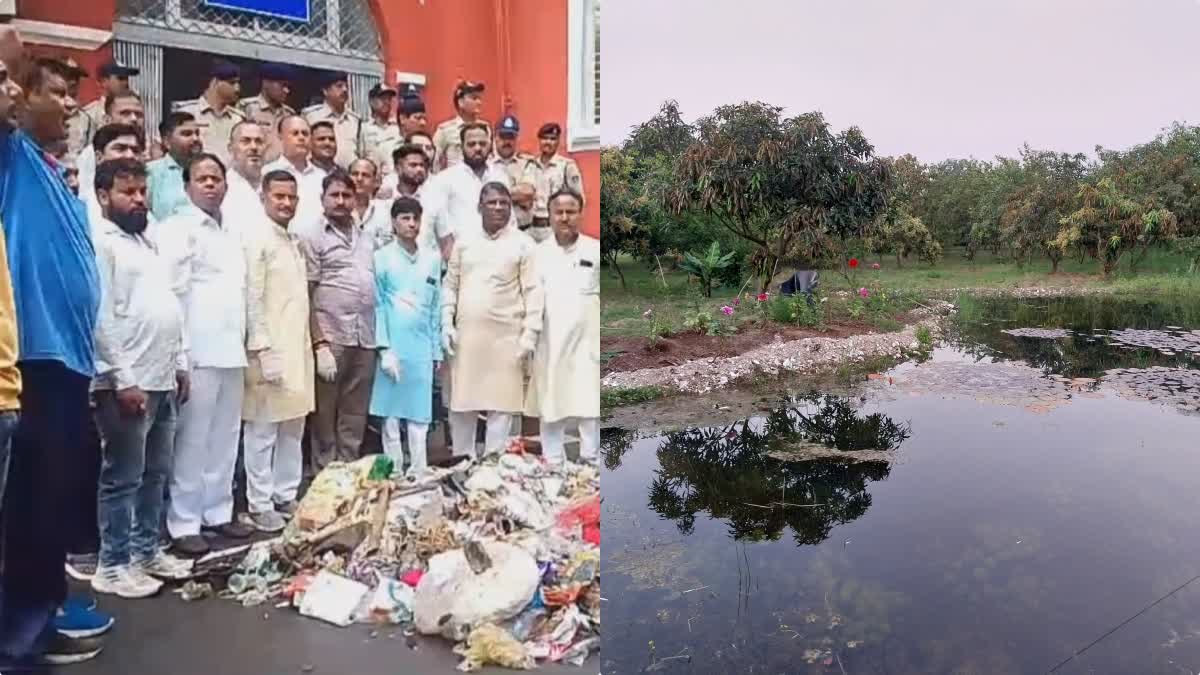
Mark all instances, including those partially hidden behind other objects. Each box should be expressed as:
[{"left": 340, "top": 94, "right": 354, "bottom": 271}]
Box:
[
  {"left": 508, "top": 606, "right": 547, "bottom": 642},
  {"left": 368, "top": 577, "right": 415, "bottom": 624},
  {"left": 499, "top": 489, "right": 553, "bottom": 530},
  {"left": 464, "top": 465, "right": 503, "bottom": 493},
  {"left": 399, "top": 569, "right": 424, "bottom": 587},
  {"left": 555, "top": 494, "right": 600, "bottom": 545},
  {"left": 367, "top": 455, "right": 395, "bottom": 481},
  {"left": 455, "top": 623, "right": 535, "bottom": 671},
  {"left": 414, "top": 541, "right": 540, "bottom": 639},
  {"left": 298, "top": 571, "right": 370, "bottom": 627},
  {"left": 524, "top": 605, "right": 589, "bottom": 661}
]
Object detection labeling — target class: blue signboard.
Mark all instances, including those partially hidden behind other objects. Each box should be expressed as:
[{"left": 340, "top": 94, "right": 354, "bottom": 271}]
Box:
[{"left": 203, "top": 0, "right": 310, "bottom": 23}]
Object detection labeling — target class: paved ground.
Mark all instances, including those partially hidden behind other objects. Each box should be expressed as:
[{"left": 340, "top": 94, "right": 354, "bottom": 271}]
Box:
[{"left": 59, "top": 588, "right": 593, "bottom": 675}]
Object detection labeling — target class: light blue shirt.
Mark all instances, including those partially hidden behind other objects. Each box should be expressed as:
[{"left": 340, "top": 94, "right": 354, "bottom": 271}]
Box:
[
  {"left": 147, "top": 154, "right": 190, "bottom": 221},
  {"left": 368, "top": 242, "right": 442, "bottom": 423}
]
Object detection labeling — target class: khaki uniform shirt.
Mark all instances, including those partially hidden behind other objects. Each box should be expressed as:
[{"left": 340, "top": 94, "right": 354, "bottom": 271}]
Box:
[
  {"left": 489, "top": 153, "right": 536, "bottom": 227},
  {"left": 432, "top": 116, "right": 492, "bottom": 171},
  {"left": 303, "top": 103, "right": 360, "bottom": 169},
  {"left": 172, "top": 97, "right": 246, "bottom": 166},
  {"left": 358, "top": 117, "right": 403, "bottom": 176},
  {"left": 239, "top": 94, "right": 296, "bottom": 163},
  {"left": 522, "top": 154, "right": 584, "bottom": 219},
  {"left": 82, "top": 99, "right": 107, "bottom": 129},
  {"left": 65, "top": 109, "right": 94, "bottom": 158},
  {"left": 242, "top": 215, "right": 315, "bottom": 423}
]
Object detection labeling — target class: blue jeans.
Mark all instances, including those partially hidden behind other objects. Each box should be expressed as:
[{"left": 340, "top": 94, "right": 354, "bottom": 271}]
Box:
[
  {"left": 95, "top": 389, "right": 176, "bottom": 568},
  {"left": 0, "top": 409, "right": 19, "bottom": 506}
]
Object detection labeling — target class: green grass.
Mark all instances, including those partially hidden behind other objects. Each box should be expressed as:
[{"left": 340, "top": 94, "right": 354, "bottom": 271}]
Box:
[
  {"left": 601, "top": 385, "right": 664, "bottom": 409},
  {"left": 603, "top": 248, "right": 1200, "bottom": 342}
]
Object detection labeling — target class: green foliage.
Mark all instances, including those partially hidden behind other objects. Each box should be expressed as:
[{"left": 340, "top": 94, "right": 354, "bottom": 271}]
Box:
[
  {"left": 601, "top": 386, "right": 664, "bottom": 410},
  {"left": 998, "top": 147, "right": 1091, "bottom": 272},
  {"left": 665, "top": 102, "right": 891, "bottom": 291},
  {"left": 766, "top": 295, "right": 823, "bottom": 328},
  {"left": 679, "top": 242, "right": 737, "bottom": 298},
  {"left": 1058, "top": 177, "right": 1179, "bottom": 276},
  {"left": 866, "top": 208, "right": 943, "bottom": 268},
  {"left": 915, "top": 325, "right": 934, "bottom": 351},
  {"left": 646, "top": 312, "right": 672, "bottom": 347},
  {"left": 1173, "top": 236, "right": 1200, "bottom": 273}
]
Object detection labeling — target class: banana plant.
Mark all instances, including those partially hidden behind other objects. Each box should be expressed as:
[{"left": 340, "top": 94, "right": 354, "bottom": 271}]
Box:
[{"left": 679, "top": 242, "right": 736, "bottom": 298}]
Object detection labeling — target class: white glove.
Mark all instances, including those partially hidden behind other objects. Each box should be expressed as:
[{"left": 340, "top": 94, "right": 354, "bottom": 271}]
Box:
[
  {"left": 258, "top": 349, "right": 284, "bottom": 384},
  {"left": 442, "top": 327, "right": 457, "bottom": 358},
  {"left": 518, "top": 334, "right": 538, "bottom": 362},
  {"left": 315, "top": 345, "right": 338, "bottom": 382},
  {"left": 380, "top": 349, "right": 402, "bottom": 381}
]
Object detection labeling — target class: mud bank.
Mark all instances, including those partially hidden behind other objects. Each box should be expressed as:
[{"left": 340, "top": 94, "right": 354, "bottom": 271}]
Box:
[{"left": 601, "top": 302, "right": 954, "bottom": 395}]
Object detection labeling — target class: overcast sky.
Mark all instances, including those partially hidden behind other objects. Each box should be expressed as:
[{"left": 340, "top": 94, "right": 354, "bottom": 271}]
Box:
[{"left": 602, "top": 0, "right": 1200, "bottom": 162}]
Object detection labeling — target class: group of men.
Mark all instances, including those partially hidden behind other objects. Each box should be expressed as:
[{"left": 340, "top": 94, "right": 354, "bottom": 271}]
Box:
[{"left": 0, "top": 30, "right": 597, "bottom": 669}]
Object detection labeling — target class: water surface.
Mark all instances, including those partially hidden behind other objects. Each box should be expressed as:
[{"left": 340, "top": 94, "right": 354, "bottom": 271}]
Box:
[{"left": 602, "top": 295, "right": 1200, "bottom": 674}]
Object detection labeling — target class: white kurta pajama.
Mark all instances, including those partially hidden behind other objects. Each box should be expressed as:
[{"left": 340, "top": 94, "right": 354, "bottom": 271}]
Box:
[
  {"left": 156, "top": 204, "right": 248, "bottom": 538},
  {"left": 525, "top": 235, "right": 601, "bottom": 464},
  {"left": 441, "top": 224, "right": 543, "bottom": 457},
  {"left": 242, "top": 215, "right": 315, "bottom": 514}
]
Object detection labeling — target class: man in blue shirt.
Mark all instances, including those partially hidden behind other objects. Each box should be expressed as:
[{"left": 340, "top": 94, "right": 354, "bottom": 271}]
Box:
[
  {"left": 0, "top": 37, "right": 106, "bottom": 666},
  {"left": 146, "top": 111, "right": 202, "bottom": 221}
]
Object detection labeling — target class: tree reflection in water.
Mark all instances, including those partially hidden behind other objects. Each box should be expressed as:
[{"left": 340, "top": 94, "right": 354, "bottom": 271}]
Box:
[{"left": 645, "top": 394, "right": 910, "bottom": 546}]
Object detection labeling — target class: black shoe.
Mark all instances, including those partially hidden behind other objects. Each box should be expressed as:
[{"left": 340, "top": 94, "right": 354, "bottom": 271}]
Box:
[
  {"left": 172, "top": 535, "right": 210, "bottom": 556},
  {"left": 212, "top": 521, "right": 254, "bottom": 539},
  {"left": 41, "top": 632, "right": 104, "bottom": 665}
]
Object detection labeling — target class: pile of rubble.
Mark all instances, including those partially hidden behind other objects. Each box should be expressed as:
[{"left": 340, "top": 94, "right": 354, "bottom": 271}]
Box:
[
  {"left": 601, "top": 302, "right": 953, "bottom": 395},
  {"left": 185, "top": 448, "right": 600, "bottom": 671}
]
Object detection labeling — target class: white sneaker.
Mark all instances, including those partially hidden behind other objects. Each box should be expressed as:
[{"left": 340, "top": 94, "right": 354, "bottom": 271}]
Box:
[
  {"left": 134, "top": 551, "right": 194, "bottom": 580},
  {"left": 91, "top": 564, "right": 162, "bottom": 598}
]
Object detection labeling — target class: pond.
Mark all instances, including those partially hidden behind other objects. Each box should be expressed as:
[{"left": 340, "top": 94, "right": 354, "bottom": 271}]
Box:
[{"left": 601, "top": 295, "right": 1200, "bottom": 674}]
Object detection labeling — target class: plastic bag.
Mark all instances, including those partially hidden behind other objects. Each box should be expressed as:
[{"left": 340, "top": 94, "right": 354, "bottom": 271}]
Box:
[
  {"left": 413, "top": 541, "right": 540, "bottom": 639},
  {"left": 298, "top": 571, "right": 369, "bottom": 627},
  {"left": 555, "top": 494, "right": 600, "bottom": 544}
]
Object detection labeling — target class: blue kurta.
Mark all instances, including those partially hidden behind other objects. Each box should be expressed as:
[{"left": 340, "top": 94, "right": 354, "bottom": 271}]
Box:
[{"left": 369, "top": 242, "right": 442, "bottom": 423}]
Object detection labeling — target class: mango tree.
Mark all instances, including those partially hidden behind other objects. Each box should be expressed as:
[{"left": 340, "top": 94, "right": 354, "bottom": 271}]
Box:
[
  {"left": 1056, "top": 177, "right": 1179, "bottom": 276},
  {"left": 665, "top": 102, "right": 891, "bottom": 292}
]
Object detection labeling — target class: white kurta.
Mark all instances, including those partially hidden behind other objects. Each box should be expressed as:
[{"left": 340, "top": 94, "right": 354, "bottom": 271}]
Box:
[
  {"left": 441, "top": 225, "right": 542, "bottom": 413},
  {"left": 525, "top": 236, "right": 600, "bottom": 423}
]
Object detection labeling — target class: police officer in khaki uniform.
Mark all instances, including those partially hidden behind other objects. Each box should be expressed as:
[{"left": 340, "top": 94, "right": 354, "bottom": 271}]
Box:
[
  {"left": 358, "top": 82, "right": 402, "bottom": 178},
  {"left": 522, "top": 122, "right": 584, "bottom": 237},
  {"left": 239, "top": 63, "right": 296, "bottom": 163},
  {"left": 62, "top": 58, "right": 92, "bottom": 157},
  {"left": 172, "top": 60, "right": 246, "bottom": 166},
  {"left": 82, "top": 60, "right": 140, "bottom": 132},
  {"left": 397, "top": 84, "right": 428, "bottom": 137},
  {"left": 302, "top": 70, "right": 359, "bottom": 169},
  {"left": 432, "top": 80, "right": 490, "bottom": 172},
  {"left": 489, "top": 114, "right": 538, "bottom": 233}
]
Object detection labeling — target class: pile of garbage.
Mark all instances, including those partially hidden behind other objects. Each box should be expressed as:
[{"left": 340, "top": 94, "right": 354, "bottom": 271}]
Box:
[{"left": 188, "top": 448, "right": 601, "bottom": 671}]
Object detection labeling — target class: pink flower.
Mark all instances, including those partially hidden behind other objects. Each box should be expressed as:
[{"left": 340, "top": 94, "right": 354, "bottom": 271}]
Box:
[
  {"left": 757, "top": 292, "right": 769, "bottom": 302},
  {"left": 848, "top": 258, "right": 860, "bottom": 269},
  {"left": 872, "top": 262, "right": 881, "bottom": 270},
  {"left": 858, "top": 287, "right": 870, "bottom": 298},
  {"left": 733, "top": 297, "right": 741, "bottom": 306},
  {"left": 720, "top": 305, "right": 734, "bottom": 316}
]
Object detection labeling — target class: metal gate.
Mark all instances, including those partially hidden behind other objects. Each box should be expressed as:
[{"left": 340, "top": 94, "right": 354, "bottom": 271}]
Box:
[
  {"left": 113, "top": 41, "right": 165, "bottom": 146},
  {"left": 114, "top": 0, "right": 383, "bottom": 139}
]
